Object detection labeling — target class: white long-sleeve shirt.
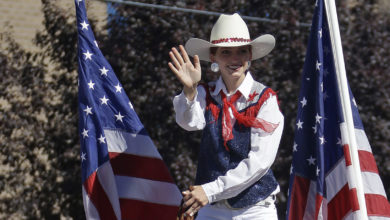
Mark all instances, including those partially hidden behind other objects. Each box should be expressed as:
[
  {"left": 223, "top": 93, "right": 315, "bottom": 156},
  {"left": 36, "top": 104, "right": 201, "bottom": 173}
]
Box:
[{"left": 173, "top": 73, "right": 284, "bottom": 204}]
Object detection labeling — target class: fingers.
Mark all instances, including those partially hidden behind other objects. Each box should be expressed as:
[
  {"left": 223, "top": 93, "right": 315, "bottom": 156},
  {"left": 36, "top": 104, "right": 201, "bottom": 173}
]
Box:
[
  {"left": 168, "top": 62, "right": 179, "bottom": 76},
  {"left": 193, "top": 55, "right": 201, "bottom": 71},
  {"left": 181, "top": 186, "right": 208, "bottom": 217},
  {"left": 172, "top": 47, "right": 185, "bottom": 65},
  {"left": 169, "top": 51, "right": 181, "bottom": 71},
  {"left": 179, "top": 45, "right": 191, "bottom": 63}
]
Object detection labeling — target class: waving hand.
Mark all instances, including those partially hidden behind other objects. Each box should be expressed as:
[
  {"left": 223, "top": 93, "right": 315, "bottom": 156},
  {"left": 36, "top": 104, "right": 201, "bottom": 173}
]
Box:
[{"left": 168, "top": 45, "right": 201, "bottom": 100}]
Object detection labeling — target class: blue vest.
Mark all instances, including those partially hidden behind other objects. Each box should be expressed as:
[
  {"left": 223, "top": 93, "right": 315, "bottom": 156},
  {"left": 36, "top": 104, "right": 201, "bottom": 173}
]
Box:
[{"left": 195, "top": 81, "right": 279, "bottom": 208}]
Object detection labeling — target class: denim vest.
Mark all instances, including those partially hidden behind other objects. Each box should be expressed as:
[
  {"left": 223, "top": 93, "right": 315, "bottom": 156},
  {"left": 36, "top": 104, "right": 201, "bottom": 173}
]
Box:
[{"left": 195, "top": 81, "right": 278, "bottom": 208}]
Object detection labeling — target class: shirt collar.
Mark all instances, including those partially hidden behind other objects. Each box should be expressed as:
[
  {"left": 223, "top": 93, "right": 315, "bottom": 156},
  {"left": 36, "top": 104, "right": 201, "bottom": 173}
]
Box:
[{"left": 211, "top": 72, "right": 254, "bottom": 100}]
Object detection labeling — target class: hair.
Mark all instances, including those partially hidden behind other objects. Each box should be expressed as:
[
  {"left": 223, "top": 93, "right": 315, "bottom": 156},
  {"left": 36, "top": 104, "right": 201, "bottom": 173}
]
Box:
[{"left": 209, "top": 45, "right": 252, "bottom": 55}]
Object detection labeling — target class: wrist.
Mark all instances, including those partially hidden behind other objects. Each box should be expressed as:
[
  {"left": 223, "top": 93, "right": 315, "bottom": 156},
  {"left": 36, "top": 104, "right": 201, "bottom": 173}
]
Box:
[{"left": 183, "top": 84, "right": 197, "bottom": 101}]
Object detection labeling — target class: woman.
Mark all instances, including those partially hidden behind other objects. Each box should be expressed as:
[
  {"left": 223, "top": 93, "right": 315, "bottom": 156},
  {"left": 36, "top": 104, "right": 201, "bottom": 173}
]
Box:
[{"left": 169, "top": 13, "right": 284, "bottom": 219}]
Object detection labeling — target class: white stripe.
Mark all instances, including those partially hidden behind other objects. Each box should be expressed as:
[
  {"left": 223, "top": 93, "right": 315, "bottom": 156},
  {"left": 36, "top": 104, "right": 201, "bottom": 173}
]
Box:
[
  {"left": 355, "top": 128, "right": 372, "bottom": 153},
  {"left": 325, "top": 158, "right": 348, "bottom": 201},
  {"left": 368, "top": 217, "right": 390, "bottom": 220},
  {"left": 82, "top": 186, "right": 101, "bottom": 220},
  {"left": 303, "top": 181, "right": 317, "bottom": 220},
  {"left": 319, "top": 198, "right": 328, "bottom": 220},
  {"left": 362, "top": 171, "right": 387, "bottom": 197},
  {"left": 339, "top": 124, "right": 371, "bottom": 153},
  {"left": 116, "top": 176, "right": 182, "bottom": 206},
  {"left": 344, "top": 211, "right": 355, "bottom": 220},
  {"left": 96, "top": 162, "right": 121, "bottom": 220},
  {"left": 348, "top": 213, "right": 390, "bottom": 220},
  {"left": 105, "top": 129, "right": 162, "bottom": 159}
]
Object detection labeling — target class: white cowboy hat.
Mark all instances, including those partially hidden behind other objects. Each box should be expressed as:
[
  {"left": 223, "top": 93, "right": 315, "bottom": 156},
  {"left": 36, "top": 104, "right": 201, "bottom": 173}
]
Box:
[{"left": 185, "top": 13, "right": 275, "bottom": 62}]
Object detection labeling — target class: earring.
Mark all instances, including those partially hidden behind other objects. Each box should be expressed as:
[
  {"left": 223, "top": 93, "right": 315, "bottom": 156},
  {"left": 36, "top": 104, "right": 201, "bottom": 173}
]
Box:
[
  {"left": 247, "top": 61, "right": 251, "bottom": 70},
  {"left": 211, "top": 62, "right": 219, "bottom": 72}
]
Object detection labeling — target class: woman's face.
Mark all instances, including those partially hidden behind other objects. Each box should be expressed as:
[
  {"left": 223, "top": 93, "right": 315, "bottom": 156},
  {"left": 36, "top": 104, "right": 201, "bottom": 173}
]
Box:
[{"left": 211, "top": 46, "right": 252, "bottom": 79}]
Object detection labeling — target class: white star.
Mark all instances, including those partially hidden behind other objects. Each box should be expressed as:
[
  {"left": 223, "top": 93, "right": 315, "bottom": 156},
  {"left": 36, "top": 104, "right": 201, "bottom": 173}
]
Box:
[
  {"left": 319, "top": 136, "right": 325, "bottom": 145},
  {"left": 100, "top": 95, "right": 109, "bottom": 105},
  {"left": 100, "top": 66, "right": 109, "bottom": 76},
  {"left": 306, "top": 77, "right": 310, "bottom": 81},
  {"left": 88, "top": 80, "right": 95, "bottom": 90},
  {"left": 300, "top": 97, "right": 307, "bottom": 108},
  {"left": 312, "top": 125, "right": 317, "bottom": 134},
  {"left": 80, "top": 20, "right": 89, "bottom": 30},
  {"left": 296, "top": 120, "right": 303, "bottom": 130},
  {"left": 337, "top": 138, "right": 342, "bottom": 146},
  {"left": 293, "top": 142, "right": 298, "bottom": 152},
  {"left": 319, "top": 28, "right": 322, "bottom": 38},
  {"left": 316, "top": 60, "right": 322, "bottom": 71},
  {"left": 316, "top": 166, "right": 320, "bottom": 176},
  {"left": 307, "top": 156, "right": 316, "bottom": 165},
  {"left": 115, "top": 83, "right": 122, "bottom": 93},
  {"left": 324, "top": 46, "right": 331, "bottom": 54},
  {"left": 315, "top": 113, "right": 322, "bottom": 124},
  {"left": 83, "top": 50, "right": 93, "bottom": 60},
  {"left": 82, "top": 128, "right": 88, "bottom": 138},
  {"left": 83, "top": 106, "right": 93, "bottom": 115},
  {"left": 98, "top": 135, "right": 106, "bottom": 144},
  {"left": 129, "top": 102, "right": 134, "bottom": 109},
  {"left": 77, "top": 0, "right": 83, "bottom": 6},
  {"left": 324, "top": 68, "right": 329, "bottom": 76},
  {"left": 115, "top": 112, "right": 124, "bottom": 122},
  {"left": 81, "top": 152, "right": 86, "bottom": 161},
  {"left": 94, "top": 40, "right": 99, "bottom": 48},
  {"left": 323, "top": 91, "right": 329, "bottom": 100}
]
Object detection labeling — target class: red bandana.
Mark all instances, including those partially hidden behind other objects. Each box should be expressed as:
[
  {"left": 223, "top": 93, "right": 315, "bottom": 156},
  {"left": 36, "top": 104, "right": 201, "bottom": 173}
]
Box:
[{"left": 220, "top": 91, "right": 278, "bottom": 151}]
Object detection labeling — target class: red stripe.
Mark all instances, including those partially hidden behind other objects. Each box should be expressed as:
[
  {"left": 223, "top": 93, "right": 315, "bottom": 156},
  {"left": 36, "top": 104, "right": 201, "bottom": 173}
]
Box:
[
  {"left": 120, "top": 198, "right": 179, "bottom": 220},
  {"left": 84, "top": 171, "right": 117, "bottom": 220},
  {"left": 343, "top": 144, "right": 352, "bottom": 166},
  {"left": 349, "top": 188, "right": 360, "bottom": 211},
  {"left": 365, "top": 194, "right": 390, "bottom": 217},
  {"left": 358, "top": 150, "right": 379, "bottom": 173},
  {"left": 315, "top": 194, "right": 323, "bottom": 219},
  {"left": 109, "top": 152, "right": 174, "bottom": 183},
  {"left": 288, "top": 175, "right": 310, "bottom": 220},
  {"left": 328, "top": 184, "right": 360, "bottom": 220}
]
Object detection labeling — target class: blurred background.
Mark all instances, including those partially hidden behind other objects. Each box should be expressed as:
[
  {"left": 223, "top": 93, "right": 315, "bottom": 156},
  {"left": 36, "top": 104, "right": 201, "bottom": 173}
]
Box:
[{"left": 0, "top": 0, "right": 389, "bottom": 219}]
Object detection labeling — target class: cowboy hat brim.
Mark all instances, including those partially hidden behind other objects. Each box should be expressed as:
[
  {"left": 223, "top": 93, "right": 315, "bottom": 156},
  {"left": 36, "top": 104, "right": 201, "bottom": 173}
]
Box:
[{"left": 185, "top": 34, "right": 275, "bottom": 62}]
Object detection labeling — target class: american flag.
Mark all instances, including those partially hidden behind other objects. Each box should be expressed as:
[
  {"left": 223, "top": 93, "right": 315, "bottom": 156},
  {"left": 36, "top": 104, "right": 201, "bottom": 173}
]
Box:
[
  {"left": 286, "top": 0, "right": 390, "bottom": 219},
  {"left": 76, "top": 1, "right": 182, "bottom": 219}
]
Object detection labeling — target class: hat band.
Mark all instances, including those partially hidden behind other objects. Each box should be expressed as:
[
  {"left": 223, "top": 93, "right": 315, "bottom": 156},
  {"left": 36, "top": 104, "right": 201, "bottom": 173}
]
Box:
[{"left": 211, "top": 37, "right": 251, "bottom": 44}]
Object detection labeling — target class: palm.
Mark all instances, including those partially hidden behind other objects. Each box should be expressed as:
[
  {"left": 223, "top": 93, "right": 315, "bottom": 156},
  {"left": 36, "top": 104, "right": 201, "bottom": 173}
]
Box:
[
  {"left": 168, "top": 45, "right": 201, "bottom": 89},
  {"left": 178, "top": 61, "right": 201, "bottom": 88}
]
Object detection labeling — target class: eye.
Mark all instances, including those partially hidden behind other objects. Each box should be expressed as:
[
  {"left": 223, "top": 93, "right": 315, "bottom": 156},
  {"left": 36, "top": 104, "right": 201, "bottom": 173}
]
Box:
[
  {"left": 221, "top": 50, "right": 231, "bottom": 55},
  {"left": 240, "top": 49, "right": 249, "bottom": 54}
]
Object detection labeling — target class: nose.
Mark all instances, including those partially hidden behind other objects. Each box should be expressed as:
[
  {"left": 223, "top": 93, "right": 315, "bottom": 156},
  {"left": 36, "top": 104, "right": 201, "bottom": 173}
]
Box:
[{"left": 231, "top": 51, "right": 242, "bottom": 62}]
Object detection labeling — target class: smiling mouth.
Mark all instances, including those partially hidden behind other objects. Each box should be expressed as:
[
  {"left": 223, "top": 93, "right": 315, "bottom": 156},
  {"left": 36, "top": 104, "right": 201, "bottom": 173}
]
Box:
[{"left": 228, "top": 65, "right": 242, "bottom": 70}]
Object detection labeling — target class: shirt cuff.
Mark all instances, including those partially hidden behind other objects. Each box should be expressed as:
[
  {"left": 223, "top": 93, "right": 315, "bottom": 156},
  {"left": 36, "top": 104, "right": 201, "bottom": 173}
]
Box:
[
  {"left": 201, "top": 180, "right": 221, "bottom": 204},
  {"left": 176, "top": 90, "right": 198, "bottom": 106}
]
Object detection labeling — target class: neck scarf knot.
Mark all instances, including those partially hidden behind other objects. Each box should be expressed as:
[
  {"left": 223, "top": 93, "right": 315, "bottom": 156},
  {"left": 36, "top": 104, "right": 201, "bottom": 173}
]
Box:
[{"left": 220, "top": 90, "right": 278, "bottom": 151}]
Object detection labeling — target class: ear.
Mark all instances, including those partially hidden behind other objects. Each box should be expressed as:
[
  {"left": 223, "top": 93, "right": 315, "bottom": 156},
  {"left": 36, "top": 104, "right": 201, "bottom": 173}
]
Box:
[{"left": 209, "top": 53, "right": 216, "bottom": 62}]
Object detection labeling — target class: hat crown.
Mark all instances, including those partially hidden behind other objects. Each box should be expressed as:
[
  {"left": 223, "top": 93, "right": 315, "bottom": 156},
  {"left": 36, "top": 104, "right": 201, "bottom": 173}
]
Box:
[{"left": 210, "top": 13, "right": 250, "bottom": 42}]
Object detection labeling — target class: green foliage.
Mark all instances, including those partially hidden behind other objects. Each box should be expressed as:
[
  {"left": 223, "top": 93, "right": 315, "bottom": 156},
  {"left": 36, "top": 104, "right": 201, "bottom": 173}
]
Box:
[{"left": 0, "top": 0, "right": 389, "bottom": 219}]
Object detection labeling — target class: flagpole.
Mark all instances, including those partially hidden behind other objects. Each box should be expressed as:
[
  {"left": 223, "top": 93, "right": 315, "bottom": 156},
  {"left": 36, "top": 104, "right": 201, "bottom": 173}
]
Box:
[{"left": 323, "top": 0, "right": 368, "bottom": 219}]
